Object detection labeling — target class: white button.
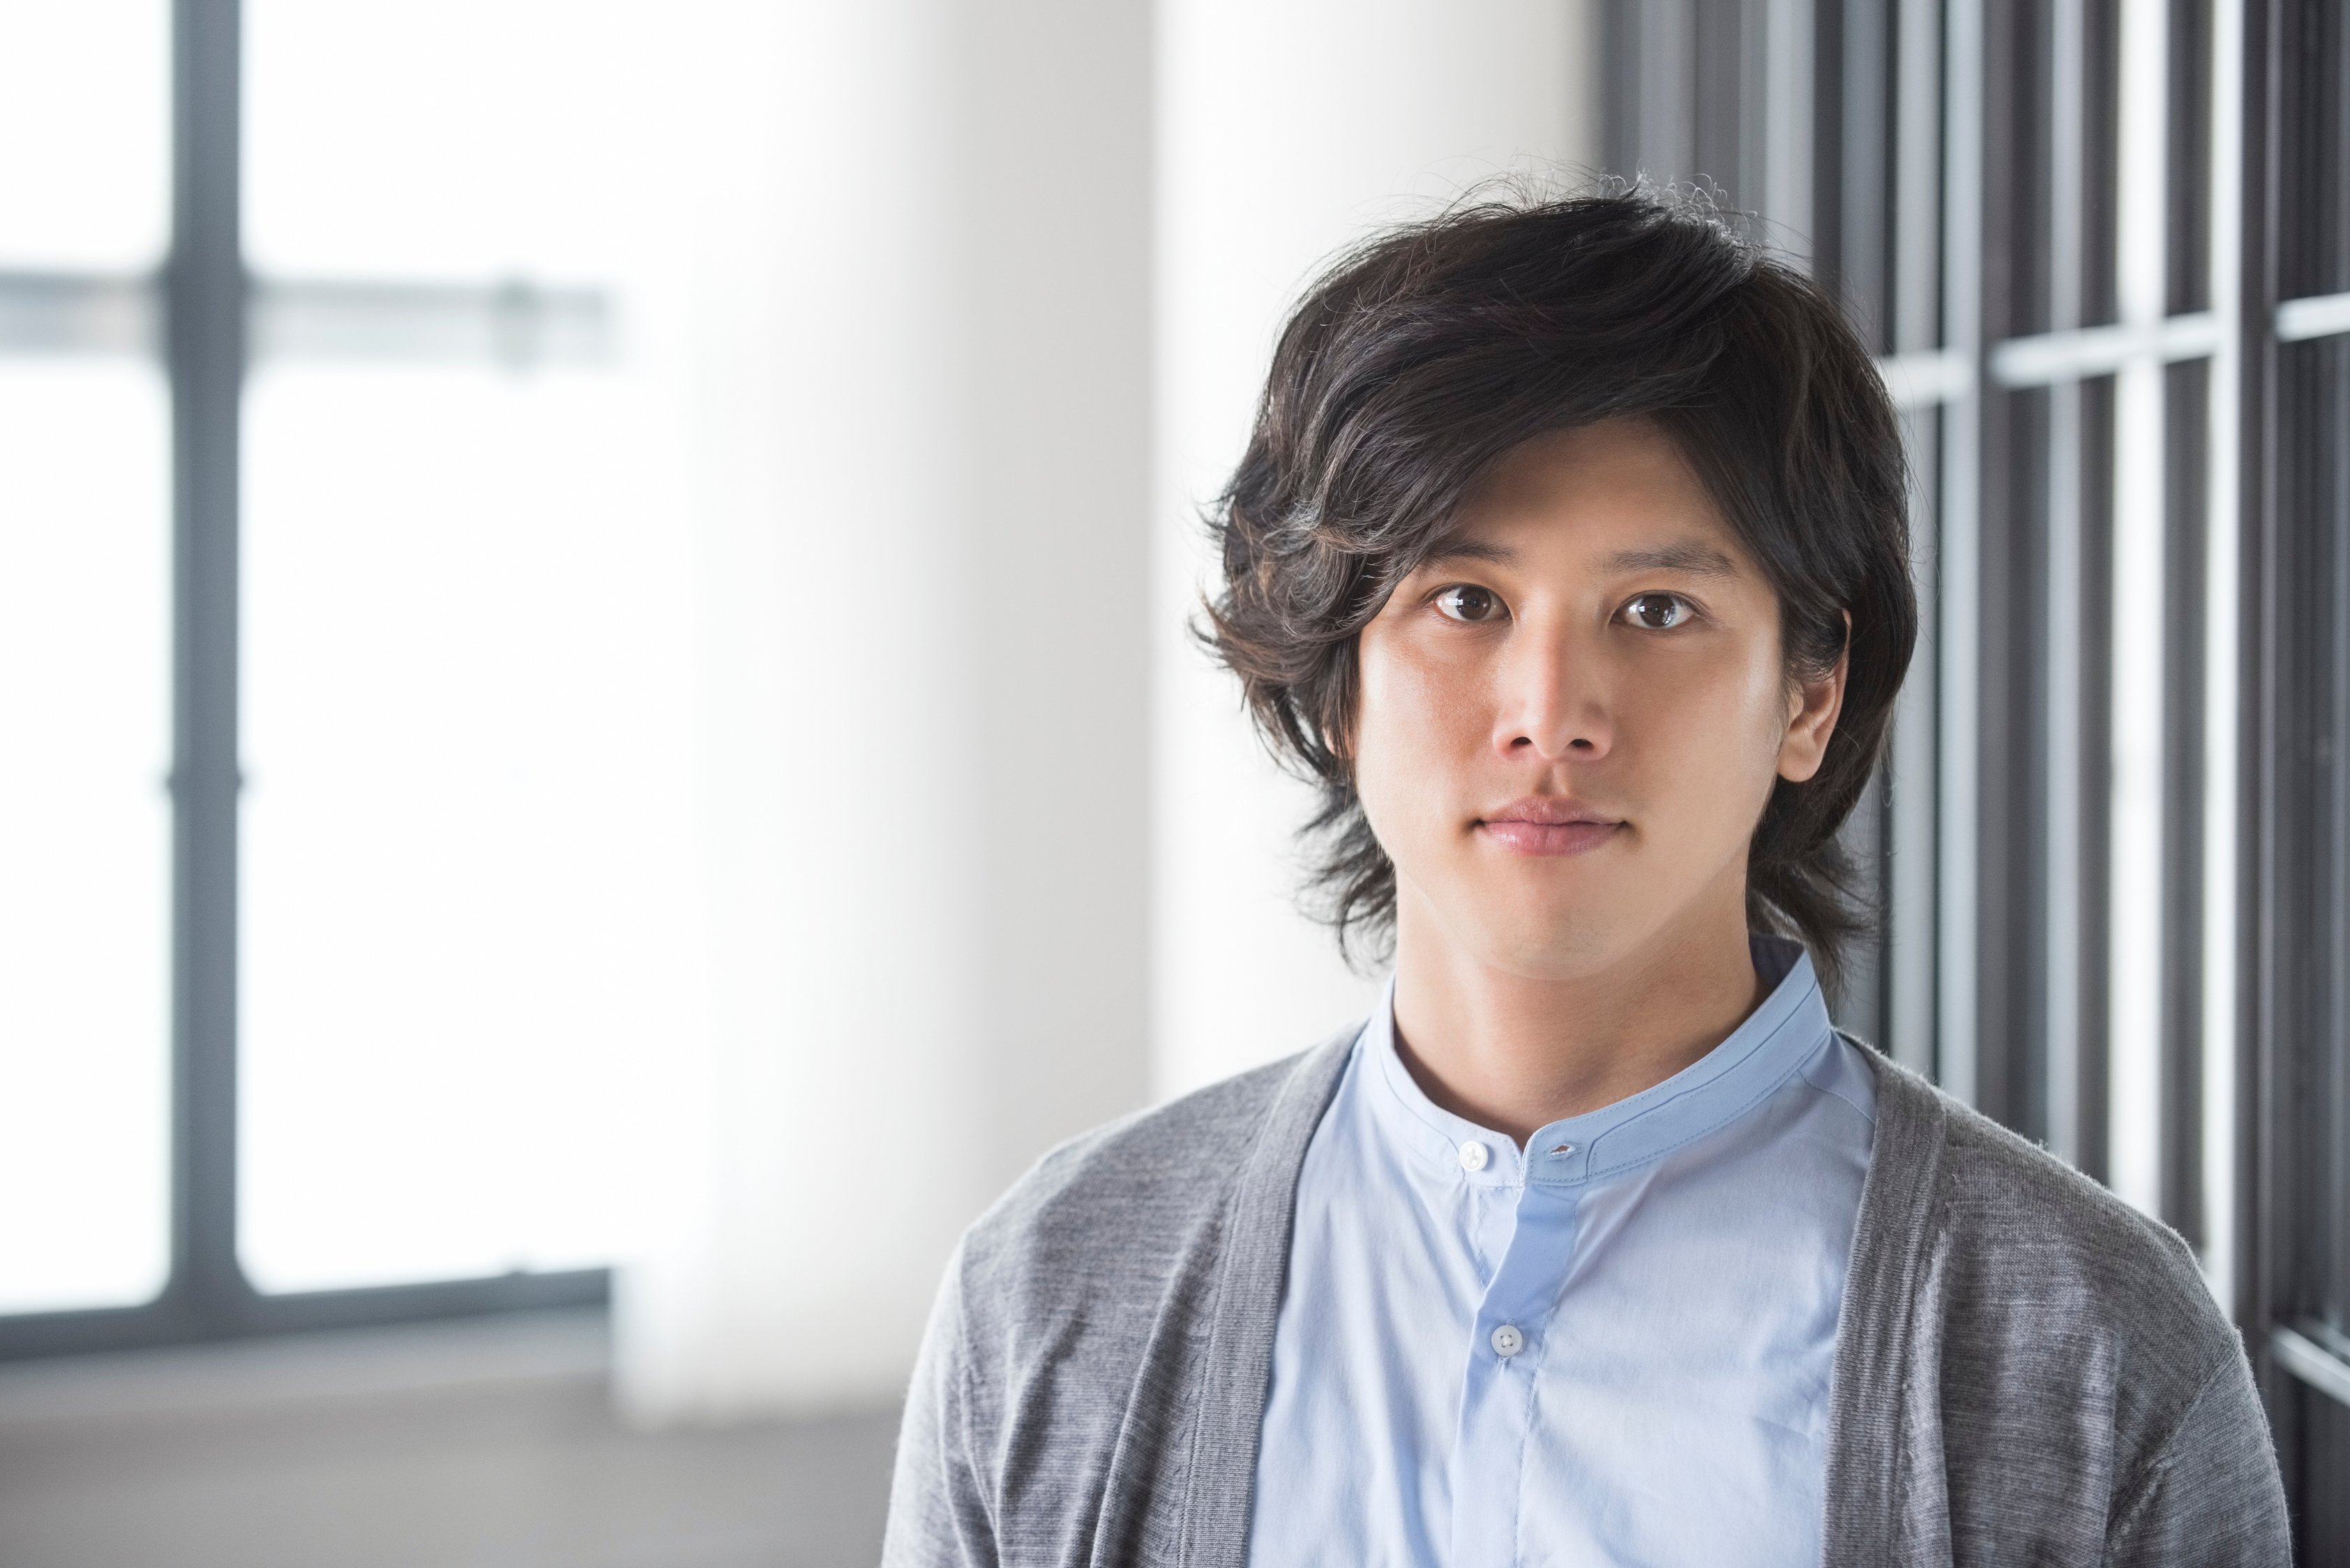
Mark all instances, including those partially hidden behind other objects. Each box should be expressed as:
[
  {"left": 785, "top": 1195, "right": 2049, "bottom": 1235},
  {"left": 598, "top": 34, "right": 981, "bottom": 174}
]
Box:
[
  {"left": 1457, "top": 1140, "right": 1489, "bottom": 1173},
  {"left": 1491, "top": 1324, "right": 1525, "bottom": 1357}
]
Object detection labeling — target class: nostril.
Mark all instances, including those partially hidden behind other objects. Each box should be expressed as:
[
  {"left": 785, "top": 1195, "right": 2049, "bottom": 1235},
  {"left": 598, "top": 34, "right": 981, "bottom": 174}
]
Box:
[{"left": 1568, "top": 738, "right": 1595, "bottom": 751}]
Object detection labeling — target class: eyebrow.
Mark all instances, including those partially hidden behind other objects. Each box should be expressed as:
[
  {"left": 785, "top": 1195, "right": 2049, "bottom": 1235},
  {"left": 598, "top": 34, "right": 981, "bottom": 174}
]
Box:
[
  {"left": 1417, "top": 539, "right": 1742, "bottom": 576},
  {"left": 1602, "top": 542, "right": 1742, "bottom": 578},
  {"left": 1417, "top": 539, "right": 1516, "bottom": 568}
]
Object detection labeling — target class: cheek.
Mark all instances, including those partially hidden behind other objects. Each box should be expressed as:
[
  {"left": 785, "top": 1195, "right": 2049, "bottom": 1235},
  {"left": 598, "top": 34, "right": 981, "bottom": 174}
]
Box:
[
  {"left": 1351, "top": 633, "right": 1486, "bottom": 834},
  {"left": 1626, "top": 642, "right": 1790, "bottom": 804}
]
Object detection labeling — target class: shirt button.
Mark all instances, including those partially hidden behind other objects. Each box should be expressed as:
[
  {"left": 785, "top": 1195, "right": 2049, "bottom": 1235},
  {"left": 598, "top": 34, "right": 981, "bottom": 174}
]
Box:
[
  {"left": 1457, "top": 1140, "right": 1489, "bottom": 1173},
  {"left": 1491, "top": 1324, "right": 1525, "bottom": 1357}
]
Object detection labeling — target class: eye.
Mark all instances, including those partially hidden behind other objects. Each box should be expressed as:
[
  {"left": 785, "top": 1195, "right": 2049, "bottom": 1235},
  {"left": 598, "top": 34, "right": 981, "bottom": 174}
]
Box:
[
  {"left": 1621, "top": 591, "right": 1694, "bottom": 630},
  {"left": 1433, "top": 585, "right": 1506, "bottom": 624}
]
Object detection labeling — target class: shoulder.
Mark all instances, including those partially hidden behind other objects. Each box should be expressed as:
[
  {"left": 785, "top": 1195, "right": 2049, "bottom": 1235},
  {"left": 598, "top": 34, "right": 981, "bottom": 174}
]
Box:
[
  {"left": 1868, "top": 1060, "right": 2245, "bottom": 1484},
  {"left": 1915, "top": 1069, "right": 2220, "bottom": 1351},
  {"left": 949, "top": 1033, "right": 1356, "bottom": 1350},
  {"left": 966, "top": 1050, "right": 1304, "bottom": 1269}
]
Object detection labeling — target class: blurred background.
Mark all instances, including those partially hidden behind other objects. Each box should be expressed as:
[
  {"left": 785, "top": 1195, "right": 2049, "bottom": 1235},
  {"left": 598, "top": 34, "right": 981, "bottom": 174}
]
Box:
[{"left": 0, "top": 0, "right": 2344, "bottom": 1562}]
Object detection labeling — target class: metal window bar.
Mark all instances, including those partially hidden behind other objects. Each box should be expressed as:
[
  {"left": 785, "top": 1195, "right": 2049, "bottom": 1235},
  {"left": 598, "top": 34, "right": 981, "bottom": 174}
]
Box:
[
  {"left": 1881, "top": 0, "right": 1946, "bottom": 1082},
  {"left": 1936, "top": 0, "right": 1984, "bottom": 1108},
  {"left": 2199, "top": 0, "right": 2249, "bottom": 1329},
  {"left": 0, "top": 273, "right": 614, "bottom": 367},
  {"left": 2040, "top": 0, "right": 2090, "bottom": 1175},
  {"left": 2272, "top": 1321, "right": 2350, "bottom": 1410},
  {"left": 2277, "top": 289, "right": 2350, "bottom": 342},
  {"left": 2104, "top": 0, "right": 2176, "bottom": 1219}
]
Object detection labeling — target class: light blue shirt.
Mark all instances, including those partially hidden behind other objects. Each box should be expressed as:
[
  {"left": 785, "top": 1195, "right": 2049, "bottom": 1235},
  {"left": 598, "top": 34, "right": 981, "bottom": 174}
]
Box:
[{"left": 1248, "top": 939, "right": 1875, "bottom": 1567}]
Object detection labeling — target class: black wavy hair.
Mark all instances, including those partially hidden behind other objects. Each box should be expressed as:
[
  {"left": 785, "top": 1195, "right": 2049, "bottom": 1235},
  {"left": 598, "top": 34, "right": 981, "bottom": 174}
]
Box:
[{"left": 1200, "top": 187, "right": 1918, "bottom": 994}]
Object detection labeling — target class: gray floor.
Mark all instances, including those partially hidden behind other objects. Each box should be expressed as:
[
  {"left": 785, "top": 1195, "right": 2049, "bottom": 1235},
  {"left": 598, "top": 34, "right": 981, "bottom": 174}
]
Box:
[{"left": 0, "top": 1311, "right": 898, "bottom": 1568}]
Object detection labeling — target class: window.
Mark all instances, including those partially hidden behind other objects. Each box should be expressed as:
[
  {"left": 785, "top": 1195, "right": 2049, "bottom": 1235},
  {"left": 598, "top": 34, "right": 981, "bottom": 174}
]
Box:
[{"left": 0, "top": 0, "right": 700, "bottom": 1356}]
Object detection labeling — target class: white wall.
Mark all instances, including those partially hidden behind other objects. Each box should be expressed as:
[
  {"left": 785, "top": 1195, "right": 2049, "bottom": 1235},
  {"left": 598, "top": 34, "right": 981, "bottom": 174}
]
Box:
[
  {"left": 618, "top": 0, "right": 989, "bottom": 1421},
  {"left": 1152, "top": 0, "right": 1601, "bottom": 1097},
  {"left": 958, "top": 0, "right": 1155, "bottom": 1198},
  {"left": 617, "top": 0, "right": 1152, "bottom": 1422}
]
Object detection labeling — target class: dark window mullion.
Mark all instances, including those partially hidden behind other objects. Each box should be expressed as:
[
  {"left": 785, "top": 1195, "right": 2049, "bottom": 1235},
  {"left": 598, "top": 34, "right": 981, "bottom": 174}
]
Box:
[
  {"left": 2158, "top": 355, "right": 2209, "bottom": 1242},
  {"left": 1972, "top": 0, "right": 2053, "bottom": 1139},
  {"left": 167, "top": 0, "right": 250, "bottom": 1330}
]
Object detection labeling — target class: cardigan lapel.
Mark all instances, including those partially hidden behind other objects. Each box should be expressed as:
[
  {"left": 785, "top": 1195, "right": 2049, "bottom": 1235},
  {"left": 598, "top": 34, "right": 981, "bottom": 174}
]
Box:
[
  {"left": 1820, "top": 1050, "right": 1952, "bottom": 1568},
  {"left": 1172, "top": 1030, "right": 1359, "bottom": 1568}
]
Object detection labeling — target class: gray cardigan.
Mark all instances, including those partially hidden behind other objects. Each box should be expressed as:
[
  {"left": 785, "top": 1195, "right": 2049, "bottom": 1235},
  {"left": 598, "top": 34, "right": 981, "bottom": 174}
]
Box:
[{"left": 882, "top": 1032, "right": 2291, "bottom": 1566}]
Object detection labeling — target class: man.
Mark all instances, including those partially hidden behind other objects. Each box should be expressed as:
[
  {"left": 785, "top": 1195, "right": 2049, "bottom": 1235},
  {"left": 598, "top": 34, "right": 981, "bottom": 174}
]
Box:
[{"left": 882, "top": 193, "right": 2290, "bottom": 1566}]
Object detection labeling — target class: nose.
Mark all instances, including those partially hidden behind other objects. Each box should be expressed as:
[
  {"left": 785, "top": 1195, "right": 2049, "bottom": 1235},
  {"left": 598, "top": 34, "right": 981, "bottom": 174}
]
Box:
[{"left": 1491, "top": 616, "right": 1612, "bottom": 762}]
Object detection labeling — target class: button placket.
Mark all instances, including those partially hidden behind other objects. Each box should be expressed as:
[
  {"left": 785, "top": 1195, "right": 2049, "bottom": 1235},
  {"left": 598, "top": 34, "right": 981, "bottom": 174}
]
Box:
[{"left": 1450, "top": 1181, "right": 1580, "bottom": 1566}]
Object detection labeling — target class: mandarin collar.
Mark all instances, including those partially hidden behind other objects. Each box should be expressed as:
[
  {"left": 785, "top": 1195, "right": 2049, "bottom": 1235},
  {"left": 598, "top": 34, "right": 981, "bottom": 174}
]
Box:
[{"left": 1363, "top": 936, "right": 1835, "bottom": 1189}]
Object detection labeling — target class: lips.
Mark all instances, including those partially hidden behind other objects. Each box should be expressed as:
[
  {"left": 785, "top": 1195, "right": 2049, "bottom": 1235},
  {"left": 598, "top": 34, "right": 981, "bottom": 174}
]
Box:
[{"left": 1476, "top": 798, "right": 1624, "bottom": 857}]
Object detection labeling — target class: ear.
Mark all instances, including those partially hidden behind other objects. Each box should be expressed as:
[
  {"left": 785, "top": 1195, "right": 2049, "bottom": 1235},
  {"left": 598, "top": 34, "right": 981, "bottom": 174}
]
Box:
[{"left": 1777, "top": 613, "right": 1850, "bottom": 785}]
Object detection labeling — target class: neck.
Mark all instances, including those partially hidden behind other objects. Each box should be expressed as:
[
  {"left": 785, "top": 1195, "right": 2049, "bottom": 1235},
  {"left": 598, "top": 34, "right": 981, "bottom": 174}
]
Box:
[{"left": 1389, "top": 892, "right": 1766, "bottom": 1145}]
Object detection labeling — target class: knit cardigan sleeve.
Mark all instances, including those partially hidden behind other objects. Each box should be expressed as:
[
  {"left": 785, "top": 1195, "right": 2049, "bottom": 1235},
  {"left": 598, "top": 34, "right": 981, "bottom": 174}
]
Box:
[
  {"left": 2099, "top": 1336, "right": 2291, "bottom": 1567},
  {"left": 883, "top": 1245, "right": 997, "bottom": 1568}
]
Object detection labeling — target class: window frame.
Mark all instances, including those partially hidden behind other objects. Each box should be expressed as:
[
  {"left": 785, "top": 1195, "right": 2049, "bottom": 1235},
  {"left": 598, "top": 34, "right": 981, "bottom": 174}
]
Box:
[{"left": 0, "top": 0, "right": 605, "bottom": 1363}]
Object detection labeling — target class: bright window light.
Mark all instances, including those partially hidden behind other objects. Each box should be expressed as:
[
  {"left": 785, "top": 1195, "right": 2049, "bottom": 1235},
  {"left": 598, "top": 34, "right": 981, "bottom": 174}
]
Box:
[
  {"left": 0, "top": 0, "right": 167, "bottom": 272},
  {"left": 237, "top": 1, "right": 702, "bottom": 1295},
  {"left": 244, "top": 0, "right": 640, "bottom": 283},
  {"left": 0, "top": 0, "right": 172, "bottom": 1317},
  {"left": 0, "top": 363, "right": 173, "bottom": 1315},
  {"left": 239, "top": 364, "right": 698, "bottom": 1293}
]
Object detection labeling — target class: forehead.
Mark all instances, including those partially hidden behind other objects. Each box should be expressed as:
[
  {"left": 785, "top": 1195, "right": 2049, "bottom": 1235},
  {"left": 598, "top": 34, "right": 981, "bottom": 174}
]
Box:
[{"left": 1436, "top": 419, "right": 1745, "bottom": 569}]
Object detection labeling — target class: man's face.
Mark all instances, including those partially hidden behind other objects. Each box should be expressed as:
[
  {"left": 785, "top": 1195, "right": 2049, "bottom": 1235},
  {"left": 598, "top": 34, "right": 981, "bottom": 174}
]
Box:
[{"left": 1351, "top": 419, "right": 1843, "bottom": 982}]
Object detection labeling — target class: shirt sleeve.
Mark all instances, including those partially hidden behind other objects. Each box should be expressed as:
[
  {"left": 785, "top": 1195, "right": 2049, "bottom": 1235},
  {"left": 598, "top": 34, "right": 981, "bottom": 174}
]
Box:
[
  {"left": 2101, "top": 1339, "right": 2291, "bottom": 1567},
  {"left": 882, "top": 1246, "right": 999, "bottom": 1568}
]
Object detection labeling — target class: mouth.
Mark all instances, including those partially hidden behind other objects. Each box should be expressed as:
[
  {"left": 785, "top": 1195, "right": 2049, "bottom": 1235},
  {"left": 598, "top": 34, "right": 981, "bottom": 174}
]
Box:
[{"left": 1475, "top": 797, "right": 1625, "bottom": 857}]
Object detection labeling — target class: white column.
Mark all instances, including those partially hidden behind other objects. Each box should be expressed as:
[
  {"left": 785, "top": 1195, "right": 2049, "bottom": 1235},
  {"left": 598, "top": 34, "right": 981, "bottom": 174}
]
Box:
[
  {"left": 2105, "top": 0, "right": 2171, "bottom": 1216},
  {"left": 2199, "top": 0, "right": 2245, "bottom": 1298},
  {"left": 615, "top": 0, "right": 1159, "bottom": 1422},
  {"left": 956, "top": 0, "right": 1155, "bottom": 1200},
  {"left": 2043, "top": 0, "right": 2088, "bottom": 1167},
  {"left": 1936, "top": 0, "right": 1984, "bottom": 1106},
  {"left": 617, "top": 0, "right": 988, "bottom": 1422},
  {"left": 1152, "top": 0, "right": 1599, "bottom": 1096}
]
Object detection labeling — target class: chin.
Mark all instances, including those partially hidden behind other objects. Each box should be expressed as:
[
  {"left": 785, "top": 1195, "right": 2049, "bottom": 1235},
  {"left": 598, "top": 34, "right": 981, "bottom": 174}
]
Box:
[
  {"left": 1397, "top": 856, "right": 1665, "bottom": 977},
  {"left": 1463, "top": 903, "right": 1627, "bottom": 981}
]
